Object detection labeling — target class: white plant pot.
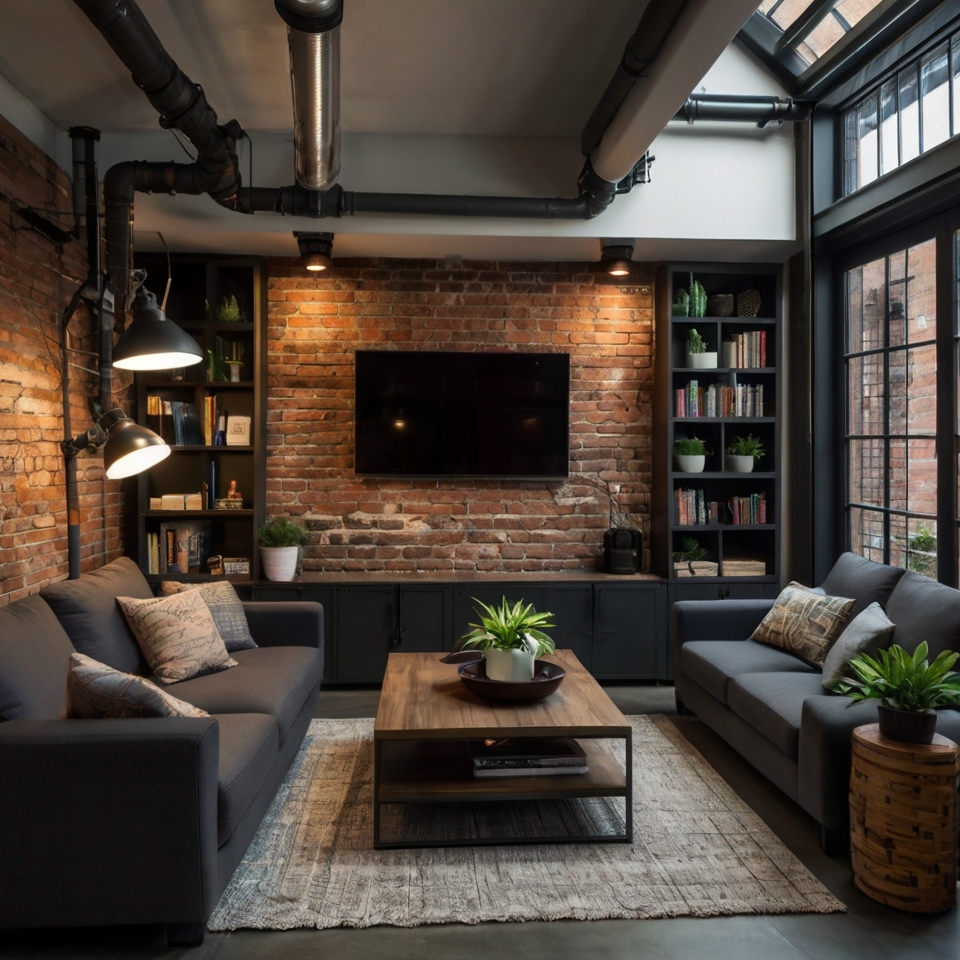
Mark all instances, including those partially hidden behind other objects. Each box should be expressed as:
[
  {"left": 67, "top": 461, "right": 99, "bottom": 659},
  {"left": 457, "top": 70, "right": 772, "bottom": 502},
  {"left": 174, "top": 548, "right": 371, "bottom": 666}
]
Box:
[
  {"left": 674, "top": 454, "right": 706, "bottom": 474},
  {"left": 686, "top": 352, "right": 717, "bottom": 369},
  {"left": 260, "top": 546, "right": 299, "bottom": 582},
  {"left": 484, "top": 646, "right": 536, "bottom": 682},
  {"left": 725, "top": 455, "right": 755, "bottom": 473}
]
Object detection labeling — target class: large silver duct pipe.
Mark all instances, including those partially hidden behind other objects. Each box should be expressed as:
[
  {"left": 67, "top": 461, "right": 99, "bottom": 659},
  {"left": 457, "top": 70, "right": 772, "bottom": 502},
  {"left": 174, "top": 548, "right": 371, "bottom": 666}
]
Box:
[{"left": 275, "top": 0, "right": 343, "bottom": 191}]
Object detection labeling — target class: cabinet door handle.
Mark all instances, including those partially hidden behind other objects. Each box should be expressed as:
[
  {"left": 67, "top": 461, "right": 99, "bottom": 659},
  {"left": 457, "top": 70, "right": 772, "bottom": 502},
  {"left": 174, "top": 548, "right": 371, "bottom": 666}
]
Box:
[{"left": 393, "top": 626, "right": 403, "bottom": 646}]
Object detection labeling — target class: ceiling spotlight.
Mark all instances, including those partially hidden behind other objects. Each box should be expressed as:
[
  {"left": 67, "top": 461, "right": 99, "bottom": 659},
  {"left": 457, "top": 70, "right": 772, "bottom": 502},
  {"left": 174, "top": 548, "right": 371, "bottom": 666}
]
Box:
[
  {"left": 295, "top": 231, "right": 334, "bottom": 272},
  {"left": 600, "top": 240, "right": 634, "bottom": 277}
]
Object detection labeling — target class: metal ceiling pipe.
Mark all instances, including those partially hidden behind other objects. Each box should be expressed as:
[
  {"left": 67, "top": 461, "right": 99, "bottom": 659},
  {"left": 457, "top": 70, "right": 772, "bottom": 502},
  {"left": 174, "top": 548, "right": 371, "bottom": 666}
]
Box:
[
  {"left": 672, "top": 94, "right": 814, "bottom": 126},
  {"left": 275, "top": 0, "right": 343, "bottom": 192}
]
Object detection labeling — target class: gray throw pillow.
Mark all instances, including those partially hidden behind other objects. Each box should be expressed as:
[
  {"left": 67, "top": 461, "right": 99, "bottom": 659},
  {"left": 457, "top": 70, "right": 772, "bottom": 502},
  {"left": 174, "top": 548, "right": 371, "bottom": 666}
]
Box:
[
  {"left": 821, "top": 601, "right": 895, "bottom": 688},
  {"left": 159, "top": 580, "right": 257, "bottom": 651}
]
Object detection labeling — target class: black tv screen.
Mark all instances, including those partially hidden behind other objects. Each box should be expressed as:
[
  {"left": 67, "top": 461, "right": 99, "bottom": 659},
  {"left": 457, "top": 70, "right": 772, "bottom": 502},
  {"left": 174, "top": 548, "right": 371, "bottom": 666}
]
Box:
[{"left": 355, "top": 350, "right": 569, "bottom": 478}]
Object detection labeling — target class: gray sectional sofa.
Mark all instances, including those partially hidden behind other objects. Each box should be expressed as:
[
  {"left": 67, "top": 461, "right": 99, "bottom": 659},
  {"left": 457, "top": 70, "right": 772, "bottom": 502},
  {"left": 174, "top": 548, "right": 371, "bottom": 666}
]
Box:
[
  {"left": 673, "top": 552, "right": 960, "bottom": 854},
  {"left": 0, "top": 557, "right": 324, "bottom": 944}
]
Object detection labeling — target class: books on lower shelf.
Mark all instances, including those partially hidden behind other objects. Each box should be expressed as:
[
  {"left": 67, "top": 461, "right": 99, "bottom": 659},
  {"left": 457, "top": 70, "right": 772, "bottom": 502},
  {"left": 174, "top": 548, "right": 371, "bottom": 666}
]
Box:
[
  {"left": 675, "top": 489, "right": 767, "bottom": 525},
  {"left": 152, "top": 522, "right": 212, "bottom": 574},
  {"left": 675, "top": 379, "right": 764, "bottom": 418},
  {"left": 466, "top": 737, "right": 588, "bottom": 778}
]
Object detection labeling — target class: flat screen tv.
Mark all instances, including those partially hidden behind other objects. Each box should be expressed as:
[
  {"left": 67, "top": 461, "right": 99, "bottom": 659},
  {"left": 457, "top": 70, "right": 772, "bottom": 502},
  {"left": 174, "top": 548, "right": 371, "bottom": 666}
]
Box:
[{"left": 355, "top": 350, "right": 569, "bottom": 478}]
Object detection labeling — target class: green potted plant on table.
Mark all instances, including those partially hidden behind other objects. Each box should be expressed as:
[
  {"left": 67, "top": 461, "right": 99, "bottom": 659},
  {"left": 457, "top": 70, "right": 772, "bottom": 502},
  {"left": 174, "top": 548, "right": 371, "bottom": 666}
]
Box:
[
  {"left": 725, "top": 433, "right": 765, "bottom": 473},
  {"left": 461, "top": 597, "right": 556, "bottom": 682},
  {"left": 674, "top": 436, "right": 707, "bottom": 474},
  {"left": 830, "top": 641, "right": 960, "bottom": 744},
  {"left": 258, "top": 516, "right": 307, "bottom": 582},
  {"left": 685, "top": 327, "right": 716, "bottom": 368}
]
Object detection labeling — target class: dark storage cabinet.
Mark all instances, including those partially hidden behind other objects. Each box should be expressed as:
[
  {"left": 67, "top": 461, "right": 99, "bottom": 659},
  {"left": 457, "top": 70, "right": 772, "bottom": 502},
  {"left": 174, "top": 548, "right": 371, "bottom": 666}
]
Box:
[
  {"left": 398, "top": 586, "right": 451, "bottom": 653},
  {"left": 593, "top": 585, "right": 666, "bottom": 680},
  {"left": 335, "top": 586, "right": 397, "bottom": 682}
]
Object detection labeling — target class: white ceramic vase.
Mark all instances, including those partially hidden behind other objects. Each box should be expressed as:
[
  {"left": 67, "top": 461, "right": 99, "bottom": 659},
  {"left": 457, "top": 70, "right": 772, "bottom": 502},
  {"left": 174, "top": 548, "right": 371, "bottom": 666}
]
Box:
[
  {"left": 260, "top": 546, "right": 299, "bottom": 581},
  {"left": 724, "top": 454, "right": 755, "bottom": 473},
  {"left": 686, "top": 352, "right": 718, "bottom": 369},
  {"left": 674, "top": 454, "right": 706, "bottom": 473},
  {"left": 485, "top": 646, "right": 536, "bottom": 682}
]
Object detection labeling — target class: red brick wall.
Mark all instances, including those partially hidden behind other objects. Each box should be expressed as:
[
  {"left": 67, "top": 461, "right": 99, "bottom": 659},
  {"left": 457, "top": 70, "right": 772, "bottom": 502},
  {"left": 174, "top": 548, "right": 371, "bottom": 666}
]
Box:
[
  {"left": 0, "top": 115, "right": 128, "bottom": 603},
  {"left": 266, "top": 259, "right": 654, "bottom": 573}
]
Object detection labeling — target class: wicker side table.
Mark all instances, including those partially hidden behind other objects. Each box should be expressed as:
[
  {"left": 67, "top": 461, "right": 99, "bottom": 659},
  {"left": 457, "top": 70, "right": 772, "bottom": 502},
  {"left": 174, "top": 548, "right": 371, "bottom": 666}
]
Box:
[{"left": 850, "top": 723, "right": 959, "bottom": 913}]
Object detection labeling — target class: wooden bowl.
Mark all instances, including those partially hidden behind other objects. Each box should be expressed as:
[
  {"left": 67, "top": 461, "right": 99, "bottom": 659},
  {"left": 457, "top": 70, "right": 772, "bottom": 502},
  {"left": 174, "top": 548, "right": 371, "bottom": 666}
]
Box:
[{"left": 458, "top": 659, "right": 566, "bottom": 702}]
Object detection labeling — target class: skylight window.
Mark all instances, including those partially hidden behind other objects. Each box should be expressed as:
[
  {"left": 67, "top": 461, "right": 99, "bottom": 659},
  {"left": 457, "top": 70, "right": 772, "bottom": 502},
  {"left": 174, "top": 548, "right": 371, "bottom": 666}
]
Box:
[{"left": 757, "top": 0, "right": 887, "bottom": 64}]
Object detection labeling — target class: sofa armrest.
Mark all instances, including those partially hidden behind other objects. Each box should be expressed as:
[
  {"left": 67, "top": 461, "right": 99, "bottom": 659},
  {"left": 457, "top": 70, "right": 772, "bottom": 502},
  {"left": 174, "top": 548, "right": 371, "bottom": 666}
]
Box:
[
  {"left": 673, "top": 599, "right": 774, "bottom": 644},
  {"left": 243, "top": 601, "right": 324, "bottom": 649},
  {"left": 797, "top": 695, "right": 879, "bottom": 830},
  {"left": 0, "top": 717, "right": 220, "bottom": 929}
]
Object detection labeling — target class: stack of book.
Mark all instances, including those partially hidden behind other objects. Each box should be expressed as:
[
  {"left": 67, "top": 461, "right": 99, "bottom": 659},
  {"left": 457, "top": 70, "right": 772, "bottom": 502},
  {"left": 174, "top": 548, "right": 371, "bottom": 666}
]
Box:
[
  {"left": 675, "top": 380, "right": 765, "bottom": 418},
  {"left": 675, "top": 488, "right": 722, "bottom": 525},
  {"left": 466, "top": 737, "right": 588, "bottom": 778}
]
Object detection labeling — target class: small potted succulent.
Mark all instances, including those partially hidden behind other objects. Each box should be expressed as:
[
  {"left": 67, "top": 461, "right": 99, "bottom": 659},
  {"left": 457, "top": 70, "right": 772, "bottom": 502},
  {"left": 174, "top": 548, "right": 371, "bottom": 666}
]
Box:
[
  {"left": 685, "top": 327, "right": 717, "bottom": 369},
  {"left": 689, "top": 279, "right": 707, "bottom": 318},
  {"left": 830, "top": 641, "right": 960, "bottom": 744},
  {"left": 460, "top": 597, "right": 556, "bottom": 682},
  {"left": 673, "top": 288, "right": 690, "bottom": 316},
  {"left": 725, "top": 434, "right": 765, "bottom": 473},
  {"left": 258, "top": 516, "right": 307, "bottom": 582},
  {"left": 674, "top": 437, "right": 707, "bottom": 474}
]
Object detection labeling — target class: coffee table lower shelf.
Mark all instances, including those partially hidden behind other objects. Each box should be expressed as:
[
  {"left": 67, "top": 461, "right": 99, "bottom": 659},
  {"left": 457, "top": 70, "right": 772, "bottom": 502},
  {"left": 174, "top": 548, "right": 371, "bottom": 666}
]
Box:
[{"left": 373, "top": 737, "right": 632, "bottom": 848}]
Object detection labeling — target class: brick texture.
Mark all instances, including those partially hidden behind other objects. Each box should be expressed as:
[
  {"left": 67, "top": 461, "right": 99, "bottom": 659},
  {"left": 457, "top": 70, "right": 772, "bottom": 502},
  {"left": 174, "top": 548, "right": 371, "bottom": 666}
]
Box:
[
  {"left": 0, "top": 116, "right": 130, "bottom": 604},
  {"left": 266, "top": 258, "right": 654, "bottom": 573}
]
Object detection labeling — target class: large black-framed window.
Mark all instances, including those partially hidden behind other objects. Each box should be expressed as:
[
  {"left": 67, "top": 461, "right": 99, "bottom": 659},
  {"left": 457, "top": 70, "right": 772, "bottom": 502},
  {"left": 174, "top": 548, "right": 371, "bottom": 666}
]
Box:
[{"left": 835, "top": 214, "right": 959, "bottom": 584}]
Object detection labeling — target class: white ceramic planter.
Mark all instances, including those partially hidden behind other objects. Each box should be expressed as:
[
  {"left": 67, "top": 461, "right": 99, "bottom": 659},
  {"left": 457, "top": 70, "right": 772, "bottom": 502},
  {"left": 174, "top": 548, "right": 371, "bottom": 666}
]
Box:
[
  {"left": 484, "top": 646, "right": 536, "bottom": 682},
  {"left": 674, "top": 454, "right": 706, "bottom": 473},
  {"left": 260, "top": 546, "right": 299, "bottom": 581},
  {"left": 725, "top": 454, "right": 755, "bottom": 473},
  {"left": 686, "top": 352, "right": 717, "bottom": 369}
]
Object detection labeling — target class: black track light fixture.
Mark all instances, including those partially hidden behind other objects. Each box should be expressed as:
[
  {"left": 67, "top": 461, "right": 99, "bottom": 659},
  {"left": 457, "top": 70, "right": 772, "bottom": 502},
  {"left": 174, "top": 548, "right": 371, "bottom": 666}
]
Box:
[
  {"left": 600, "top": 239, "right": 634, "bottom": 277},
  {"left": 295, "top": 231, "right": 334, "bottom": 272}
]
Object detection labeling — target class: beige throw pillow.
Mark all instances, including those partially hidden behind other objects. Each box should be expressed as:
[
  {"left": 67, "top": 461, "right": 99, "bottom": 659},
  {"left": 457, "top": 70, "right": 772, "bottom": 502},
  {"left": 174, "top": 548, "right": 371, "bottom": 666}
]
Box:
[
  {"left": 158, "top": 580, "right": 257, "bottom": 652},
  {"left": 68, "top": 652, "right": 210, "bottom": 719},
  {"left": 751, "top": 581, "right": 856, "bottom": 667},
  {"left": 117, "top": 590, "right": 238, "bottom": 684}
]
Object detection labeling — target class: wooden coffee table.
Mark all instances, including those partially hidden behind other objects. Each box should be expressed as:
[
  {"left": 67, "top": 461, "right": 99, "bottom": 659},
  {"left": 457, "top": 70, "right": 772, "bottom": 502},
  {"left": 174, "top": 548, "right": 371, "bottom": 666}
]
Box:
[{"left": 373, "top": 649, "right": 633, "bottom": 848}]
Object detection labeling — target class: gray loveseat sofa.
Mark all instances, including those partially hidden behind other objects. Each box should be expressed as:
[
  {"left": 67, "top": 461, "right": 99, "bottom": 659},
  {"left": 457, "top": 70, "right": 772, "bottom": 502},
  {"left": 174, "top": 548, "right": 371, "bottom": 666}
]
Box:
[
  {"left": 0, "top": 557, "right": 324, "bottom": 944},
  {"left": 673, "top": 552, "right": 960, "bottom": 854}
]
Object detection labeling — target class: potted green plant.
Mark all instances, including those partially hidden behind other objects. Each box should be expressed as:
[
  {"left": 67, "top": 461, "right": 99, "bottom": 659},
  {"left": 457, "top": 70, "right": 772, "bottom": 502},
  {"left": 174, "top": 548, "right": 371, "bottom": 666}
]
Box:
[
  {"left": 674, "top": 437, "right": 707, "bottom": 474},
  {"left": 685, "top": 327, "right": 716, "bottom": 369},
  {"left": 672, "top": 537, "right": 717, "bottom": 577},
  {"left": 673, "top": 288, "right": 690, "bottom": 316},
  {"left": 830, "top": 641, "right": 960, "bottom": 744},
  {"left": 213, "top": 294, "right": 245, "bottom": 322},
  {"left": 258, "top": 516, "right": 307, "bottom": 582},
  {"left": 689, "top": 279, "right": 707, "bottom": 318},
  {"left": 460, "top": 597, "right": 556, "bottom": 682},
  {"left": 725, "top": 434, "right": 765, "bottom": 473}
]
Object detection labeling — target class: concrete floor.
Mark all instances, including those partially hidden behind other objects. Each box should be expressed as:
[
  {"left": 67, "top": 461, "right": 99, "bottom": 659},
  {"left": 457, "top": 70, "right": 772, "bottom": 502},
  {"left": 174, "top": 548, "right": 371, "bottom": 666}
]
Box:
[{"left": 6, "top": 684, "right": 959, "bottom": 960}]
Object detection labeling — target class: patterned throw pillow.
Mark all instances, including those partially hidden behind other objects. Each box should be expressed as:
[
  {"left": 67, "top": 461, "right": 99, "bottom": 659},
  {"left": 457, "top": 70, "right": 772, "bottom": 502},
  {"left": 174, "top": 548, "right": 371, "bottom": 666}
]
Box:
[
  {"left": 117, "top": 590, "right": 238, "bottom": 684},
  {"left": 158, "top": 580, "right": 257, "bottom": 651},
  {"left": 751, "top": 581, "right": 856, "bottom": 667},
  {"left": 68, "top": 652, "right": 210, "bottom": 719}
]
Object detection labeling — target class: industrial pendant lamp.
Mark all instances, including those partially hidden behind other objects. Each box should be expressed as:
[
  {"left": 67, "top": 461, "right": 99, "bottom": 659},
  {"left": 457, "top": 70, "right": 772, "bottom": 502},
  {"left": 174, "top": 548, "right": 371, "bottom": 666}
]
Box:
[
  {"left": 295, "top": 231, "right": 334, "bottom": 271},
  {"left": 112, "top": 285, "right": 204, "bottom": 371},
  {"left": 99, "top": 408, "right": 171, "bottom": 479},
  {"left": 600, "top": 240, "right": 634, "bottom": 277}
]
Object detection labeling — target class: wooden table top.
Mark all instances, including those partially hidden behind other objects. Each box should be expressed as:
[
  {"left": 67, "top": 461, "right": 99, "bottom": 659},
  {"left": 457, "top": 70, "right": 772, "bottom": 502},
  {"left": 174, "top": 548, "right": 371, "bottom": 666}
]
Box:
[{"left": 375, "top": 649, "right": 632, "bottom": 741}]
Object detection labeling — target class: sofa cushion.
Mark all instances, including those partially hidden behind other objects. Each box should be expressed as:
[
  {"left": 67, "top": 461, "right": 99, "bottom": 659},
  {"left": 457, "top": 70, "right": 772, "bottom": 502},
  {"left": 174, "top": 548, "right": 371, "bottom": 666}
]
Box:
[
  {"left": 117, "top": 591, "right": 238, "bottom": 684},
  {"left": 214, "top": 712, "right": 280, "bottom": 846},
  {"left": 169, "top": 646, "right": 322, "bottom": 743},
  {"left": 886, "top": 570, "right": 960, "bottom": 658},
  {"left": 821, "top": 602, "right": 895, "bottom": 688},
  {"left": 67, "top": 653, "right": 210, "bottom": 719},
  {"left": 728, "top": 672, "right": 827, "bottom": 759},
  {"left": 159, "top": 581, "right": 257, "bottom": 652},
  {"left": 751, "top": 582, "right": 855, "bottom": 667},
  {"left": 820, "top": 552, "right": 906, "bottom": 617},
  {"left": 40, "top": 557, "right": 152, "bottom": 675},
  {"left": 682, "top": 639, "right": 818, "bottom": 705},
  {"left": 0, "top": 595, "right": 74, "bottom": 721}
]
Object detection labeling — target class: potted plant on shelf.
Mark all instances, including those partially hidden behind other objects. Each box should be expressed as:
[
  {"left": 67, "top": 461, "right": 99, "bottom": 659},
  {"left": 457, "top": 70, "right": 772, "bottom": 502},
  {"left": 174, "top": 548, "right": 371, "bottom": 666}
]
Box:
[
  {"left": 672, "top": 537, "right": 717, "bottom": 577},
  {"left": 830, "top": 641, "right": 960, "bottom": 744},
  {"left": 674, "top": 437, "right": 707, "bottom": 473},
  {"left": 460, "top": 597, "right": 556, "bottom": 682},
  {"left": 258, "top": 516, "right": 307, "bottom": 582},
  {"left": 725, "top": 434, "right": 765, "bottom": 473},
  {"left": 685, "top": 328, "right": 717, "bottom": 369},
  {"left": 673, "top": 288, "right": 690, "bottom": 316}
]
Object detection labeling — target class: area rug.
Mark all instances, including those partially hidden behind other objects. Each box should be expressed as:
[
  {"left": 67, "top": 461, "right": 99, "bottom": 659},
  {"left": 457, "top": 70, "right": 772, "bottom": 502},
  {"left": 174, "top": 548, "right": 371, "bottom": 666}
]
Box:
[{"left": 207, "top": 715, "right": 844, "bottom": 930}]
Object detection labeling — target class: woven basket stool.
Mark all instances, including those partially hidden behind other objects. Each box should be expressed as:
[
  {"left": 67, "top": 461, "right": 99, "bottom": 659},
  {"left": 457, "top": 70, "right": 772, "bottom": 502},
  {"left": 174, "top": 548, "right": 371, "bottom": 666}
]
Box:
[{"left": 850, "top": 724, "right": 959, "bottom": 913}]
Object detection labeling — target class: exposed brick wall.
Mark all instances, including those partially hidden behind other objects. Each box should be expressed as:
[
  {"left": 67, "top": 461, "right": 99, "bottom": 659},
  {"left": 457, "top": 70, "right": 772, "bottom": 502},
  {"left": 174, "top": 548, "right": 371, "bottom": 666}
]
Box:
[
  {"left": 266, "top": 258, "right": 654, "bottom": 573},
  {"left": 0, "top": 115, "right": 128, "bottom": 603}
]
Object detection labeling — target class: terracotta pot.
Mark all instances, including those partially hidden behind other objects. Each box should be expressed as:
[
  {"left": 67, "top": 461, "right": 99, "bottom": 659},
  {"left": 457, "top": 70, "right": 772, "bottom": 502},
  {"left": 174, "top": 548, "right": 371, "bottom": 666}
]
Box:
[{"left": 877, "top": 705, "right": 937, "bottom": 744}]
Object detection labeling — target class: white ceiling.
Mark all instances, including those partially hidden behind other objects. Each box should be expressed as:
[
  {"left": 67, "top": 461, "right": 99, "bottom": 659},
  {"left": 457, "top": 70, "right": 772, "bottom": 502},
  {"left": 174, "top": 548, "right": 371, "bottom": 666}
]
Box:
[{"left": 0, "top": 1, "right": 797, "bottom": 262}]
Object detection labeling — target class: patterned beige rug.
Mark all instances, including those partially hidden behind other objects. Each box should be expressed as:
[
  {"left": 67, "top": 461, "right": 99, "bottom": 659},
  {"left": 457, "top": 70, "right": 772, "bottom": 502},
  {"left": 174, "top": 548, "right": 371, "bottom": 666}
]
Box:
[{"left": 208, "top": 715, "right": 844, "bottom": 930}]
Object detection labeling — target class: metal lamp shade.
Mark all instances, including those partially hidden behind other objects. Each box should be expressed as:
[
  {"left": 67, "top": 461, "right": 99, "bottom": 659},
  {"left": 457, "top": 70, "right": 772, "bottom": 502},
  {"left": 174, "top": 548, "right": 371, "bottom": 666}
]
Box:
[
  {"left": 103, "top": 415, "right": 170, "bottom": 479},
  {"left": 113, "top": 286, "right": 204, "bottom": 371}
]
